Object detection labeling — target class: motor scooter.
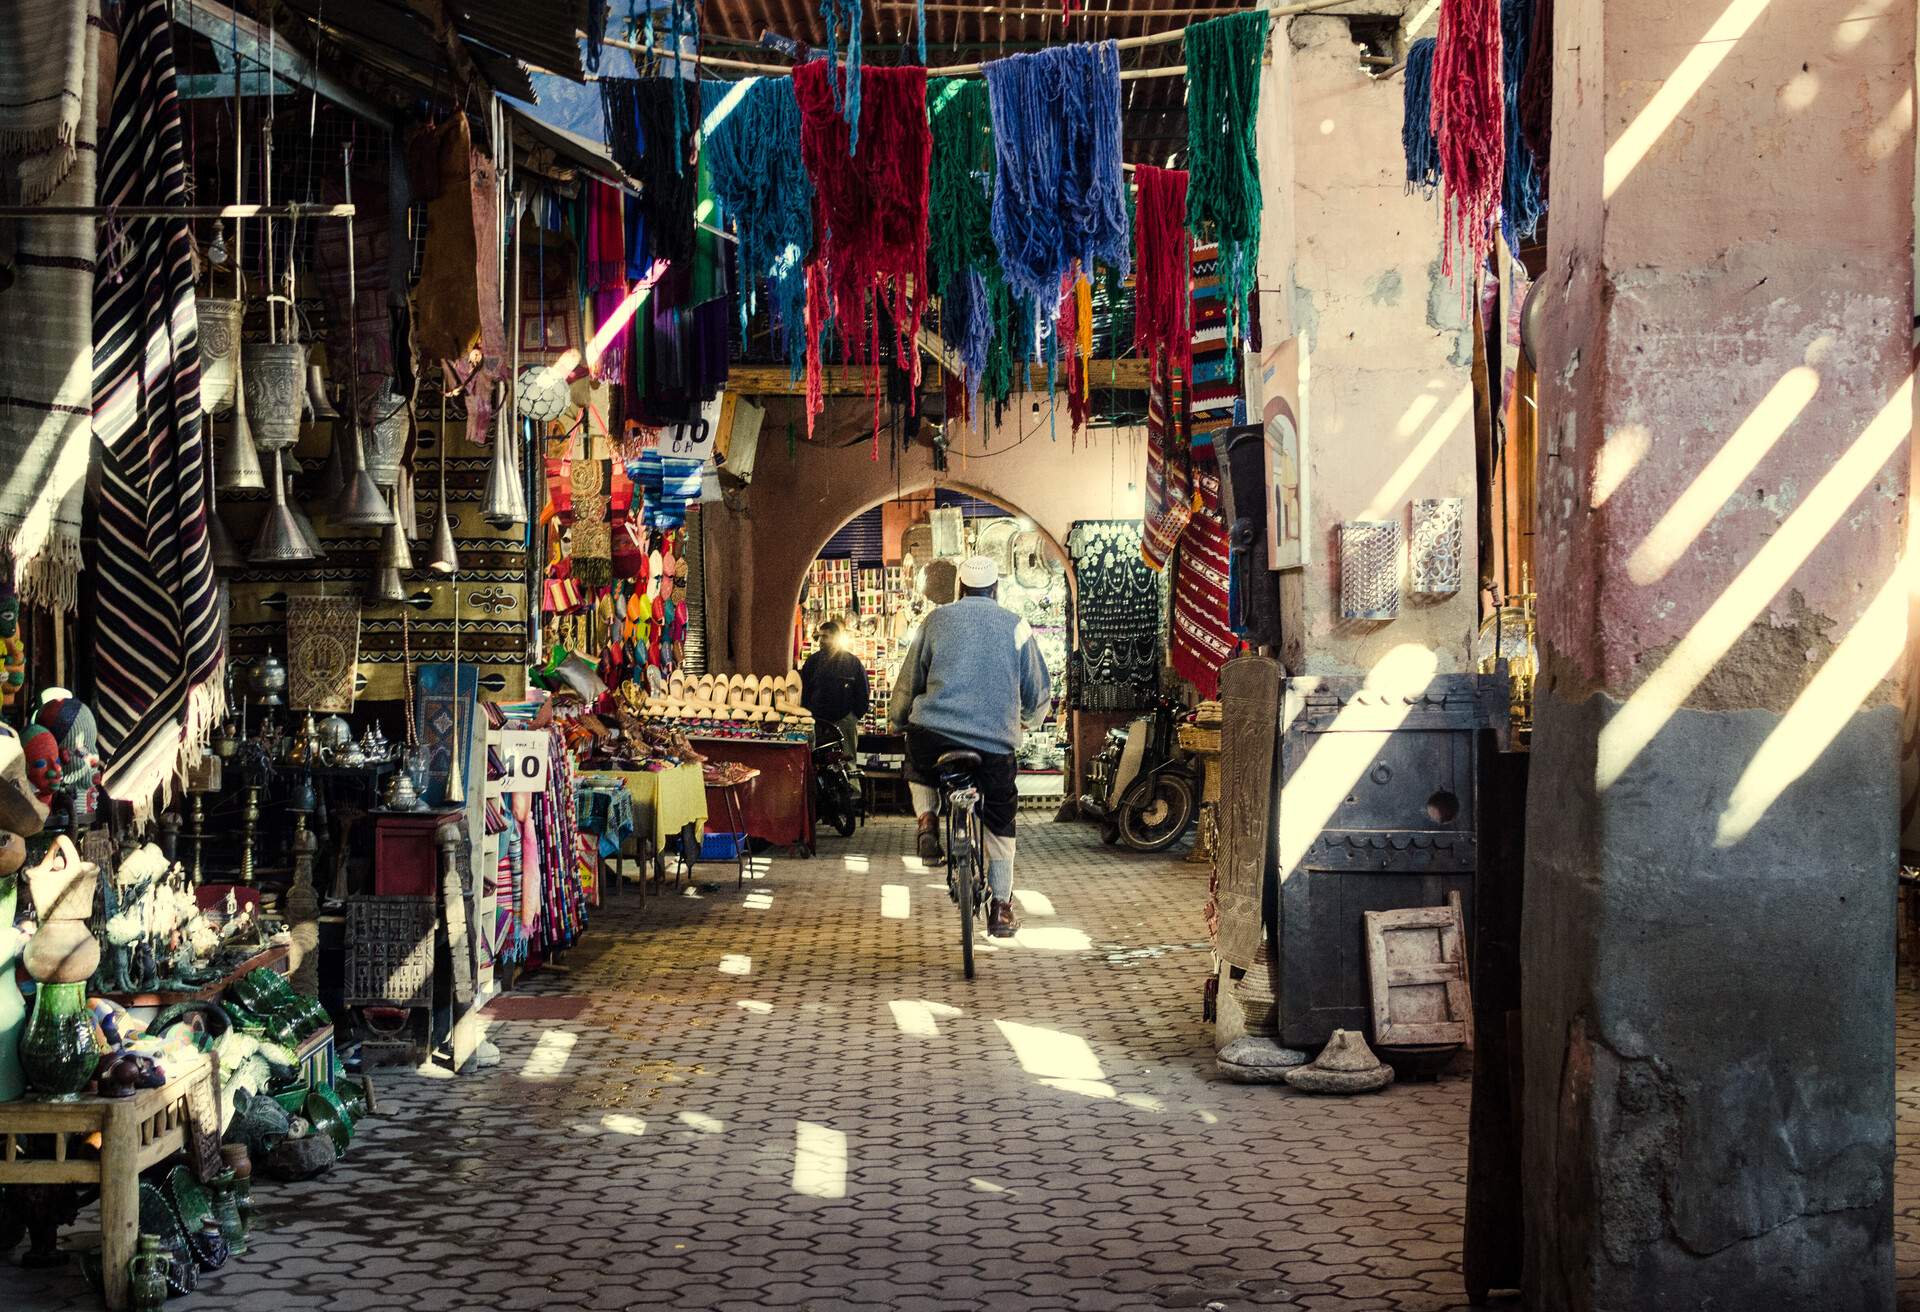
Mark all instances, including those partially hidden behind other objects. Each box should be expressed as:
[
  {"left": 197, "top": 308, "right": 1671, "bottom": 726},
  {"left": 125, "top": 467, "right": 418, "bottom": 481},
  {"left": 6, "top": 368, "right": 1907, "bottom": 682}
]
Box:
[
  {"left": 813, "top": 735, "right": 865, "bottom": 838},
  {"left": 1078, "top": 692, "right": 1197, "bottom": 853}
]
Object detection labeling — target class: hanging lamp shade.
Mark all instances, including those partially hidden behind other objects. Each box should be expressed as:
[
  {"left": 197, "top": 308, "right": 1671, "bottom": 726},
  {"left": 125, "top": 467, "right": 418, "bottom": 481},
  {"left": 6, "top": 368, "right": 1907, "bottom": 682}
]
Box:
[
  {"left": 286, "top": 474, "right": 326, "bottom": 560},
  {"left": 217, "top": 389, "right": 267, "bottom": 493},
  {"left": 333, "top": 425, "right": 394, "bottom": 528},
  {"left": 249, "top": 452, "right": 314, "bottom": 564},
  {"left": 368, "top": 567, "right": 406, "bottom": 604},
  {"left": 426, "top": 501, "right": 459, "bottom": 576}
]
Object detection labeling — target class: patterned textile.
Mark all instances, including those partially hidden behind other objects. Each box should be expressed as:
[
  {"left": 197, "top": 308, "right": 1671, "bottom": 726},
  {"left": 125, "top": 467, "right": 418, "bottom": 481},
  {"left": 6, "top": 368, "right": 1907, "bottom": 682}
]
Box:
[
  {"left": 286, "top": 596, "right": 360, "bottom": 713},
  {"left": 1067, "top": 520, "right": 1164, "bottom": 712},
  {"left": 570, "top": 459, "right": 612, "bottom": 587},
  {"left": 1187, "top": 245, "right": 1240, "bottom": 455},
  {"left": 1172, "top": 469, "right": 1233, "bottom": 700},
  {"left": 0, "top": 0, "right": 101, "bottom": 610},
  {"left": 91, "top": 0, "right": 224, "bottom": 812}
]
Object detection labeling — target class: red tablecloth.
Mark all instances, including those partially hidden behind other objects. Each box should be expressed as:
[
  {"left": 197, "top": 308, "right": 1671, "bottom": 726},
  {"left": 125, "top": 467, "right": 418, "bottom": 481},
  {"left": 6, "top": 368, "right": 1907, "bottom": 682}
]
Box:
[{"left": 693, "top": 738, "right": 816, "bottom": 852}]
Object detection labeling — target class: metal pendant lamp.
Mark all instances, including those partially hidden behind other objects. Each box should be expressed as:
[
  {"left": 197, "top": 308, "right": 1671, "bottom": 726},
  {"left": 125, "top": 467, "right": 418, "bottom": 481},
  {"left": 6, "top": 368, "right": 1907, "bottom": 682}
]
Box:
[
  {"left": 378, "top": 490, "right": 414, "bottom": 572},
  {"left": 204, "top": 479, "right": 244, "bottom": 574},
  {"left": 368, "top": 566, "right": 406, "bottom": 604},
  {"left": 217, "top": 387, "right": 267, "bottom": 493},
  {"left": 332, "top": 424, "right": 394, "bottom": 528},
  {"left": 482, "top": 421, "right": 527, "bottom": 530},
  {"left": 286, "top": 472, "right": 326, "bottom": 560},
  {"left": 426, "top": 396, "right": 459, "bottom": 576},
  {"left": 249, "top": 451, "right": 314, "bottom": 564}
]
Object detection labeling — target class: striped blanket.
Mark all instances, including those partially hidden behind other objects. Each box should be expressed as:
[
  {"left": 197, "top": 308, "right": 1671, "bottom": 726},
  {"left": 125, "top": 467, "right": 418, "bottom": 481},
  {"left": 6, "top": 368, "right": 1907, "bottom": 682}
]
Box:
[
  {"left": 0, "top": 0, "right": 102, "bottom": 610},
  {"left": 91, "top": 0, "right": 224, "bottom": 812}
]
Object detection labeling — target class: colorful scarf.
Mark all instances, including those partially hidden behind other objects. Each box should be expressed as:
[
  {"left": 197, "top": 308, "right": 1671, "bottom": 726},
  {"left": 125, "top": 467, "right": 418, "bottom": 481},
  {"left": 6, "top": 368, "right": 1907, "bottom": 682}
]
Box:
[
  {"left": 91, "top": 0, "right": 225, "bottom": 812},
  {"left": 586, "top": 180, "right": 629, "bottom": 384},
  {"left": 0, "top": 0, "right": 99, "bottom": 610}
]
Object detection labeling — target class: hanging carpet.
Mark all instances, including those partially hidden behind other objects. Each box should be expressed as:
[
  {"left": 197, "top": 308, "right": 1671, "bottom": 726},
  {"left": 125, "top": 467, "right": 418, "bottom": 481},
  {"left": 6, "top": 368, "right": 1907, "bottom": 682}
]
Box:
[
  {"left": 286, "top": 596, "right": 361, "bottom": 714},
  {"left": 91, "top": 0, "right": 225, "bottom": 811},
  {"left": 1067, "top": 520, "right": 1164, "bottom": 713},
  {"left": 793, "top": 60, "right": 930, "bottom": 436},
  {"left": 1187, "top": 244, "right": 1240, "bottom": 456},
  {"left": 983, "top": 41, "right": 1130, "bottom": 311},
  {"left": 0, "top": 0, "right": 100, "bottom": 611}
]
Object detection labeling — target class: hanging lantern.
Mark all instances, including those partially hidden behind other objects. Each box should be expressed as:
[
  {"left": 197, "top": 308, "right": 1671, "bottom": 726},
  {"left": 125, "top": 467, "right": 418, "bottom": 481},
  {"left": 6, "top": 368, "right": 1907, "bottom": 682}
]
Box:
[
  {"left": 516, "top": 363, "right": 570, "bottom": 424},
  {"left": 243, "top": 341, "right": 310, "bottom": 452},
  {"left": 196, "top": 297, "right": 245, "bottom": 416},
  {"left": 362, "top": 389, "right": 410, "bottom": 489}
]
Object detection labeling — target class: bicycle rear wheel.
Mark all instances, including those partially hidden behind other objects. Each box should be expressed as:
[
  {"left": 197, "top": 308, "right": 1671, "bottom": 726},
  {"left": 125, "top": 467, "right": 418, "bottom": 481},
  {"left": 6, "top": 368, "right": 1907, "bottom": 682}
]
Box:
[{"left": 950, "top": 803, "right": 975, "bottom": 979}]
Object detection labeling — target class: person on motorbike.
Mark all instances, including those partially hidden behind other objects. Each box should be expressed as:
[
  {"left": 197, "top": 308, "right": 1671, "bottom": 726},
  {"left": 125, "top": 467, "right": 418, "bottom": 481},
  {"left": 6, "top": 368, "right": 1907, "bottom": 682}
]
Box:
[
  {"left": 800, "top": 619, "right": 869, "bottom": 755},
  {"left": 888, "top": 555, "right": 1051, "bottom": 938}
]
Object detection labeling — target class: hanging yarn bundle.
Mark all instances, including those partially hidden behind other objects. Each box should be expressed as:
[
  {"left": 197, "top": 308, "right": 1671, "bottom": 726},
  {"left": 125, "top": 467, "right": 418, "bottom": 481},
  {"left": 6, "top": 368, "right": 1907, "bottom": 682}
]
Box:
[
  {"left": 1431, "top": 0, "right": 1504, "bottom": 287},
  {"left": 1058, "top": 271, "right": 1095, "bottom": 435},
  {"left": 929, "top": 77, "right": 997, "bottom": 416},
  {"left": 1518, "top": 0, "right": 1553, "bottom": 185},
  {"left": 1184, "top": 10, "right": 1268, "bottom": 365},
  {"left": 1132, "top": 164, "right": 1192, "bottom": 379},
  {"left": 984, "top": 40, "right": 1130, "bottom": 315},
  {"left": 601, "top": 77, "right": 698, "bottom": 269},
  {"left": 1500, "top": 0, "right": 1546, "bottom": 252},
  {"left": 703, "top": 77, "right": 816, "bottom": 378},
  {"left": 1402, "top": 37, "right": 1442, "bottom": 196},
  {"left": 821, "top": 0, "right": 866, "bottom": 152},
  {"left": 793, "top": 60, "right": 931, "bottom": 442}
]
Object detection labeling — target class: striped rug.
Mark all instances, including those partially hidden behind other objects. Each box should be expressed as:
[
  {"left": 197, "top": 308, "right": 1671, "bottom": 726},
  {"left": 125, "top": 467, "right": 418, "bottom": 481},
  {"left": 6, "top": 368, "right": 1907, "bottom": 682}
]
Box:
[{"left": 90, "top": 0, "right": 224, "bottom": 813}]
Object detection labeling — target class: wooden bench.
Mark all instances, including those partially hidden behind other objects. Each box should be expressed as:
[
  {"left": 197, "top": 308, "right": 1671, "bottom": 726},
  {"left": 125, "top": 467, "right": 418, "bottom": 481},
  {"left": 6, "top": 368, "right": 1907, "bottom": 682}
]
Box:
[{"left": 0, "top": 1052, "right": 220, "bottom": 1310}]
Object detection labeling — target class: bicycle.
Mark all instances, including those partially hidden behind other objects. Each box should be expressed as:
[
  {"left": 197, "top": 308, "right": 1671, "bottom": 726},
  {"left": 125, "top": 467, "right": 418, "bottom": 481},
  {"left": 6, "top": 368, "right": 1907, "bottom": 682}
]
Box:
[{"left": 936, "top": 749, "right": 992, "bottom": 980}]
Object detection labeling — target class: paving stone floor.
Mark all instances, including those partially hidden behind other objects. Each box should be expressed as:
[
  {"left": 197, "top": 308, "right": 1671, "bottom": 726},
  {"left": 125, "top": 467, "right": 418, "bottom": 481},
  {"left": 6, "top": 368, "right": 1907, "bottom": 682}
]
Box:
[{"left": 13, "top": 815, "right": 1920, "bottom": 1309}]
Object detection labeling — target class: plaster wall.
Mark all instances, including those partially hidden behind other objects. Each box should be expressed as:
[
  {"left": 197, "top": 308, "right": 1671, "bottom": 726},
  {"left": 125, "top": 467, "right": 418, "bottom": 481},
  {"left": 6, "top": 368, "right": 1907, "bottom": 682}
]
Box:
[
  {"left": 1522, "top": 1, "right": 1914, "bottom": 1307},
  {"left": 702, "top": 395, "right": 1149, "bottom": 676},
  {"left": 1273, "top": 17, "right": 1478, "bottom": 677}
]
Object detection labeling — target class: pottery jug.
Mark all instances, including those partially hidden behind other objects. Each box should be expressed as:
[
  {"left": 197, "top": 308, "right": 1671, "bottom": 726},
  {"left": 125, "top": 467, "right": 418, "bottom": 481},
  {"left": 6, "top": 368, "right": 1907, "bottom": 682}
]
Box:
[
  {"left": 188, "top": 1218, "right": 229, "bottom": 1272},
  {"left": 243, "top": 341, "right": 309, "bottom": 452},
  {"left": 0, "top": 873, "right": 23, "bottom": 1101},
  {"left": 18, "top": 980, "right": 99, "bottom": 1098},
  {"left": 196, "top": 297, "right": 244, "bottom": 416},
  {"left": 129, "top": 1234, "right": 169, "bottom": 1312}
]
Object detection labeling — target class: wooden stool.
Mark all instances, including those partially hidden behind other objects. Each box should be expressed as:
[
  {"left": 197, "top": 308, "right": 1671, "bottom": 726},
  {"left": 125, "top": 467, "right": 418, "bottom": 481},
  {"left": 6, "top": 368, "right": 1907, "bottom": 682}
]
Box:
[{"left": 0, "top": 1052, "right": 219, "bottom": 1310}]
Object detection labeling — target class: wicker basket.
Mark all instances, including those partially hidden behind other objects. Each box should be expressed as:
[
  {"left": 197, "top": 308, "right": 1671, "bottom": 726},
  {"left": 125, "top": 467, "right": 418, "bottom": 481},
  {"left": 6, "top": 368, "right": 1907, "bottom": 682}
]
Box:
[{"left": 1176, "top": 723, "right": 1222, "bottom": 755}]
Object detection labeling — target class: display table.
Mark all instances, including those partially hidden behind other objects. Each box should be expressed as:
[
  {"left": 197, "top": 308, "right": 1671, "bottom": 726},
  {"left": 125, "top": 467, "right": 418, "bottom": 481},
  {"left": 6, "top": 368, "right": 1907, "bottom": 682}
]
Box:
[
  {"left": 691, "top": 737, "right": 816, "bottom": 853},
  {"left": 0, "top": 1052, "right": 219, "bottom": 1310},
  {"left": 585, "top": 765, "right": 710, "bottom": 894}
]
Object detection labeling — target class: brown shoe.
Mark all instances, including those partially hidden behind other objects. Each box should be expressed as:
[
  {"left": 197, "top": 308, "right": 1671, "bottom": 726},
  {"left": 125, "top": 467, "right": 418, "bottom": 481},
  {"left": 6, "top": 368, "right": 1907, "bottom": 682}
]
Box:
[
  {"left": 916, "top": 816, "right": 944, "bottom": 864},
  {"left": 989, "top": 899, "right": 1018, "bottom": 938}
]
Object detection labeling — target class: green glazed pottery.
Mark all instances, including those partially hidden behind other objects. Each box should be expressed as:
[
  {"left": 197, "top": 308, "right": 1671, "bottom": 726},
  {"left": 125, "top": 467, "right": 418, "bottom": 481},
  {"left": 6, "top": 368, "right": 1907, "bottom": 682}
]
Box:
[
  {"left": 136, "top": 1180, "right": 187, "bottom": 1253},
  {"left": 0, "top": 873, "right": 24, "bottom": 1101},
  {"left": 18, "top": 980, "right": 100, "bottom": 1098},
  {"left": 303, "top": 1084, "right": 353, "bottom": 1154},
  {"left": 129, "top": 1234, "right": 169, "bottom": 1311},
  {"left": 165, "top": 1164, "right": 213, "bottom": 1235},
  {"left": 207, "top": 1169, "right": 246, "bottom": 1255}
]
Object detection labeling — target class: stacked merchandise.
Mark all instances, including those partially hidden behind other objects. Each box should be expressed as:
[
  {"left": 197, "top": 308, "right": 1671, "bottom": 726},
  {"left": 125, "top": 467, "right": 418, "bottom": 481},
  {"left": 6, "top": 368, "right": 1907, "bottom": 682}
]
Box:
[{"left": 482, "top": 700, "right": 586, "bottom": 972}]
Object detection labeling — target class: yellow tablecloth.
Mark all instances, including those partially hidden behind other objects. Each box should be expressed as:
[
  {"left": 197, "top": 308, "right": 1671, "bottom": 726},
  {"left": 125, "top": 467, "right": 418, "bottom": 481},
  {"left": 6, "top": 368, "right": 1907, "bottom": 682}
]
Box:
[{"left": 592, "top": 764, "right": 709, "bottom": 850}]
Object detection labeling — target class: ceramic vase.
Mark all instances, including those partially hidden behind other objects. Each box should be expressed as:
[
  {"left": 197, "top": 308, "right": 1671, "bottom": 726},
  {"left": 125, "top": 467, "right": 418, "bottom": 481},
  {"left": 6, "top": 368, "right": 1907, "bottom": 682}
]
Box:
[
  {"left": 0, "top": 873, "right": 24, "bottom": 1101},
  {"left": 18, "top": 980, "right": 98, "bottom": 1098},
  {"left": 128, "top": 1234, "right": 169, "bottom": 1312},
  {"left": 188, "top": 1218, "right": 228, "bottom": 1273},
  {"left": 242, "top": 341, "right": 309, "bottom": 452},
  {"left": 208, "top": 1169, "right": 247, "bottom": 1255}
]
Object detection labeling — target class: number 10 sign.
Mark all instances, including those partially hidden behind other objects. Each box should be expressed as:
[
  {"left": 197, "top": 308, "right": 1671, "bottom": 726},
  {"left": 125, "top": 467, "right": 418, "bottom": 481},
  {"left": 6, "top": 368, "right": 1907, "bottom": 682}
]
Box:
[{"left": 498, "top": 730, "right": 550, "bottom": 793}]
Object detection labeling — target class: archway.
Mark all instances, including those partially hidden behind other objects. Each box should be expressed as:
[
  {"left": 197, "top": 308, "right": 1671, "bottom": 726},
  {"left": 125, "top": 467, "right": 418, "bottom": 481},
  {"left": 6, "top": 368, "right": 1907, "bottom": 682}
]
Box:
[{"left": 792, "top": 485, "right": 1076, "bottom": 807}]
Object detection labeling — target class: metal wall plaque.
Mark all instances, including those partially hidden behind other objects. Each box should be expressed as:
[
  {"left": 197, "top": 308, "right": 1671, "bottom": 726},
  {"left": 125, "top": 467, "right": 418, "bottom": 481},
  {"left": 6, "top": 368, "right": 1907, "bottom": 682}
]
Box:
[
  {"left": 1340, "top": 520, "right": 1401, "bottom": 620},
  {"left": 346, "top": 896, "right": 436, "bottom": 1008},
  {"left": 1410, "top": 497, "right": 1465, "bottom": 597}
]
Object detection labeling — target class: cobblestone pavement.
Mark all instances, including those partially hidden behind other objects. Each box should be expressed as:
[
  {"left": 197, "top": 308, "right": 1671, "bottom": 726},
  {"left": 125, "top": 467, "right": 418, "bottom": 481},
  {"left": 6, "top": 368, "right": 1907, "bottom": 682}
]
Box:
[{"left": 18, "top": 815, "right": 1917, "bottom": 1309}]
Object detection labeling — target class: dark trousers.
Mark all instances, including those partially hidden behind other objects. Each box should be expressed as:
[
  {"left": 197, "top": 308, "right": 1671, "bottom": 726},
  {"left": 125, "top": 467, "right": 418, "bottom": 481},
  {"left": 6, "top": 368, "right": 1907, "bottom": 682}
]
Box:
[{"left": 905, "top": 725, "right": 1018, "bottom": 839}]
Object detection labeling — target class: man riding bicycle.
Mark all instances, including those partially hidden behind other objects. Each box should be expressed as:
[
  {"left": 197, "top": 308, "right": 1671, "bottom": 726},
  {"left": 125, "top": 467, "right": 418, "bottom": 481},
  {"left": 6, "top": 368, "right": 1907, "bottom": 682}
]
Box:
[{"left": 888, "top": 554, "right": 1051, "bottom": 938}]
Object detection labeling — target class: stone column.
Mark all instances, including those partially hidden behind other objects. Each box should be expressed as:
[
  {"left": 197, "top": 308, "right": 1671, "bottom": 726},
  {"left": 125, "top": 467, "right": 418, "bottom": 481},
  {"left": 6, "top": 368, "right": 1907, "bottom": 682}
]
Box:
[{"left": 1524, "top": 2, "right": 1914, "bottom": 1308}]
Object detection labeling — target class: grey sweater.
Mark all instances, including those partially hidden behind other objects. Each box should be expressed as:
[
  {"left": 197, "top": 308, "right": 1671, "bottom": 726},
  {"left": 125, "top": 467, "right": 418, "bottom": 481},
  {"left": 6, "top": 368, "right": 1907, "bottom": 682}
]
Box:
[{"left": 888, "top": 596, "right": 1052, "bottom": 755}]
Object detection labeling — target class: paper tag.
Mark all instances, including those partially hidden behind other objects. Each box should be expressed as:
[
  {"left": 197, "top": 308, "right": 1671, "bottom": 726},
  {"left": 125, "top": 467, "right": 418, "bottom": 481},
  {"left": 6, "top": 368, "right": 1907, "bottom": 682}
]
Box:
[{"left": 498, "top": 729, "right": 550, "bottom": 793}]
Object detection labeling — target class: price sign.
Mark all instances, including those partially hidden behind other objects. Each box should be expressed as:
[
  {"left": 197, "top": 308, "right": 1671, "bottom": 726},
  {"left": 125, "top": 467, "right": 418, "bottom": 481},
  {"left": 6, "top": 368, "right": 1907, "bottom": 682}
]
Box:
[{"left": 498, "top": 730, "right": 550, "bottom": 793}]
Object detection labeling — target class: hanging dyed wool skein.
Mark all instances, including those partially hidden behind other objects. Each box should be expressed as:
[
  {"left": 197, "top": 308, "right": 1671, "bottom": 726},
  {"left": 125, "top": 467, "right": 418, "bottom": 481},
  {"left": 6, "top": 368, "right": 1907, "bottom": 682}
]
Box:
[
  {"left": 1184, "top": 9, "right": 1269, "bottom": 366},
  {"left": 703, "top": 77, "right": 815, "bottom": 378},
  {"left": 601, "top": 77, "right": 698, "bottom": 269},
  {"left": 793, "top": 60, "right": 931, "bottom": 442},
  {"left": 1500, "top": 0, "right": 1546, "bottom": 252},
  {"left": 1132, "top": 164, "right": 1192, "bottom": 380},
  {"left": 1518, "top": 0, "right": 1553, "bottom": 181},
  {"left": 928, "top": 77, "right": 998, "bottom": 417},
  {"left": 1402, "top": 37, "right": 1442, "bottom": 197},
  {"left": 821, "top": 0, "right": 865, "bottom": 151},
  {"left": 1431, "top": 0, "right": 1504, "bottom": 287},
  {"left": 984, "top": 41, "right": 1130, "bottom": 315}
]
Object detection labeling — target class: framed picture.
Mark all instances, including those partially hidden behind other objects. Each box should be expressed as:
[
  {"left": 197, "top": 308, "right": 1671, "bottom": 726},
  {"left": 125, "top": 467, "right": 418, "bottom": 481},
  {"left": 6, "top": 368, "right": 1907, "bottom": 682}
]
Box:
[{"left": 1246, "top": 335, "right": 1309, "bottom": 570}]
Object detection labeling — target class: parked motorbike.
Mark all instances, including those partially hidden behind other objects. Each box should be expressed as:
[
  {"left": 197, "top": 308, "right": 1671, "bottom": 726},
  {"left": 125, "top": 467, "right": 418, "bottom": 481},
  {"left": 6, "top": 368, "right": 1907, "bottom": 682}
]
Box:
[
  {"left": 1079, "top": 693, "right": 1198, "bottom": 853},
  {"left": 813, "top": 735, "right": 865, "bottom": 839}
]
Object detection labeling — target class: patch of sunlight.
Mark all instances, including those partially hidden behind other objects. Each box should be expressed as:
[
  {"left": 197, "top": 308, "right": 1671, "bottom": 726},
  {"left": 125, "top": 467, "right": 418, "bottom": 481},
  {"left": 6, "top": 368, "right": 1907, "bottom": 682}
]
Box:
[
  {"left": 1013, "top": 889, "right": 1056, "bottom": 916},
  {"left": 1194, "top": 1108, "right": 1220, "bottom": 1125},
  {"left": 881, "top": 884, "right": 911, "bottom": 919},
  {"left": 602, "top": 1114, "right": 648, "bottom": 1137},
  {"left": 588, "top": 264, "right": 667, "bottom": 369},
  {"left": 996, "top": 1019, "right": 1109, "bottom": 1096},
  {"left": 902, "top": 855, "right": 928, "bottom": 873},
  {"left": 889, "top": 1000, "right": 941, "bottom": 1037},
  {"left": 1011, "top": 926, "right": 1092, "bottom": 951},
  {"left": 1041, "top": 1077, "right": 1118, "bottom": 1100},
  {"left": 677, "top": 1111, "right": 725, "bottom": 1133},
  {"left": 845, "top": 854, "right": 871, "bottom": 872},
  {"left": 1626, "top": 365, "right": 1819, "bottom": 585},
  {"left": 1780, "top": 68, "right": 1819, "bottom": 110},
  {"left": 1120, "top": 1092, "right": 1166, "bottom": 1112},
  {"left": 1597, "top": 376, "right": 1912, "bottom": 791},
  {"left": 1868, "top": 87, "right": 1913, "bottom": 162},
  {"left": 1604, "top": 0, "right": 1774, "bottom": 200},
  {"left": 968, "top": 1177, "right": 1011, "bottom": 1194},
  {"left": 719, "top": 954, "right": 752, "bottom": 976},
  {"left": 521, "top": 1030, "right": 577, "bottom": 1082},
  {"left": 1832, "top": 1, "right": 1891, "bottom": 51},
  {"left": 744, "top": 892, "right": 773, "bottom": 910},
  {"left": 792, "top": 1121, "right": 848, "bottom": 1199},
  {"left": 1279, "top": 644, "right": 1441, "bottom": 880},
  {"left": 1591, "top": 424, "right": 1650, "bottom": 508},
  {"left": 737, "top": 1000, "right": 773, "bottom": 1014},
  {"left": 1715, "top": 566, "right": 1906, "bottom": 846},
  {"left": 924, "top": 1000, "right": 962, "bottom": 1018},
  {"left": 700, "top": 76, "right": 754, "bottom": 134},
  {"left": 1393, "top": 387, "right": 1440, "bottom": 439},
  {"left": 1361, "top": 386, "right": 1472, "bottom": 521}
]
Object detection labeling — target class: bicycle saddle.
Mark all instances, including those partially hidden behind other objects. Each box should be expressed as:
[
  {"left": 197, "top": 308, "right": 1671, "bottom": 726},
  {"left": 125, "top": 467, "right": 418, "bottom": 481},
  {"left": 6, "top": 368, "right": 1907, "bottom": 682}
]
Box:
[{"left": 936, "top": 749, "right": 983, "bottom": 774}]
